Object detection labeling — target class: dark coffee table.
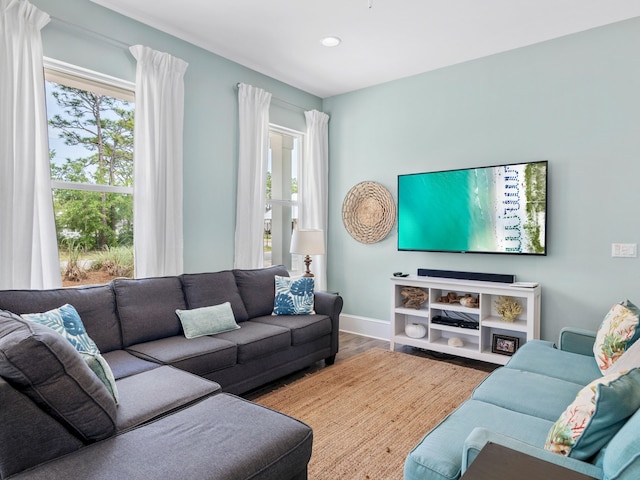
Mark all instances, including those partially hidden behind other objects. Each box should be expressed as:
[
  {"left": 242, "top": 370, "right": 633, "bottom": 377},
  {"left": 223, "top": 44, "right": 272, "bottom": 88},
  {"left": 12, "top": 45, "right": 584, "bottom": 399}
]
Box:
[{"left": 460, "top": 442, "right": 595, "bottom": 480}]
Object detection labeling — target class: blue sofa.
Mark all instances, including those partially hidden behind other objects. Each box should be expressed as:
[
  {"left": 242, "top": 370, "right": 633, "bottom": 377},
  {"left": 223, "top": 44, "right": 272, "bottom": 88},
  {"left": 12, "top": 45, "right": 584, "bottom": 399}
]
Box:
[{"left": 404, "top": 328, "right": 640, "bottom": 480}]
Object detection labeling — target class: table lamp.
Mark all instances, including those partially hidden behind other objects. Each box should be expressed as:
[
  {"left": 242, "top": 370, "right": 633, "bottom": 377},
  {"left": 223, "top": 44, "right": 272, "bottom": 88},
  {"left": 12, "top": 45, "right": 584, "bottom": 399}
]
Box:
[{"left": 290, "top": 229, "right": 325, "bottom": 277}]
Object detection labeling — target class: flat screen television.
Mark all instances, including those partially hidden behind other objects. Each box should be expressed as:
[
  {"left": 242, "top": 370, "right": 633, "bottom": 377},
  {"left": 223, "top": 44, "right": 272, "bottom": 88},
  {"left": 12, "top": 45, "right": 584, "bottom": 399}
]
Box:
[{"left": 397, "top": 160, "right": 547, "bottom": 255}]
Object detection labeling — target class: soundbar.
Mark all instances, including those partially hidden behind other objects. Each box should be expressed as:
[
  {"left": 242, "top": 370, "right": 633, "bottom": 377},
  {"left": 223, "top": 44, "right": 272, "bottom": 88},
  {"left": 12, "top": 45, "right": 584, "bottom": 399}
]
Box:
[{"left": 417, "top": 269, "right": 515, "bottom": 284}]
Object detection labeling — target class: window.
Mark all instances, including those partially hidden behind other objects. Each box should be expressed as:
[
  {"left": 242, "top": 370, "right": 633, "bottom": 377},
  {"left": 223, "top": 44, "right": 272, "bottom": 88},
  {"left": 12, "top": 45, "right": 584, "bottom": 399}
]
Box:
[
  {"left": 44, "top": 59, "right": 135, "bottom": 285},
  {"left": 265, "top": 126, "right": 303, "bottom": 272}
]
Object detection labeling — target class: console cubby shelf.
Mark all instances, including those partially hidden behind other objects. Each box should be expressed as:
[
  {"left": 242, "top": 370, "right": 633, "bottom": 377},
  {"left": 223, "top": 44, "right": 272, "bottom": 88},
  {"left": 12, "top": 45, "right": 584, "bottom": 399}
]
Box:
[{"left": 390, "top": 275, "right": 541, "bottom": 365}]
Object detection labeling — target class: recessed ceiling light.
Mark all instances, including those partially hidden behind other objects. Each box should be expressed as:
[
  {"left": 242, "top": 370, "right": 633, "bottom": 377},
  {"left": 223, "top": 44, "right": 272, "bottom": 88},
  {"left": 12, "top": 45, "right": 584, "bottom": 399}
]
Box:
[{"left": 321, "top": 36, "right": 342, "bottom": 47}]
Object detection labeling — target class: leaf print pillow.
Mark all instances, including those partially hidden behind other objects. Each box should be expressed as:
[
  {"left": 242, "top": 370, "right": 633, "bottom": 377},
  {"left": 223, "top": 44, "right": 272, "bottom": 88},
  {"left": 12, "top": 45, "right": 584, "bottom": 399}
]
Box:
[
  {"left": 23, "top": 304, "right": 119, "bottom": 403},
  {"left": 273, "top": 276, "right": 315, "bottom": 315}
]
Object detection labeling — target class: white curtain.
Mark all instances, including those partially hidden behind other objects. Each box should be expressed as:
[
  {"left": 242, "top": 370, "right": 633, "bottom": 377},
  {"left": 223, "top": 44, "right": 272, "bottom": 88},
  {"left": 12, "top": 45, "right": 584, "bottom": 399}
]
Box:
[
  {"left": 234, "top": 83, "right": 271, "bottom": 269},
  {"left": 300, "top": 110, "right": 330, "bottom": 291},
  {"left": 0, "top": 0, "right": 60, "bottom": 289},
  {"left": 129, "top": 45, "right": 188, "bottom": 278}
]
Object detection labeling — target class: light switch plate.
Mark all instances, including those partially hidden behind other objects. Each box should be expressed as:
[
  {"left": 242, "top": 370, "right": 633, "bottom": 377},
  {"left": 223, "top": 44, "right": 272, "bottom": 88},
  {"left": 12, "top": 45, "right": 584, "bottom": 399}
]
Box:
[{"left": 612, "top": 243, "right": 637, "bottom": 258}]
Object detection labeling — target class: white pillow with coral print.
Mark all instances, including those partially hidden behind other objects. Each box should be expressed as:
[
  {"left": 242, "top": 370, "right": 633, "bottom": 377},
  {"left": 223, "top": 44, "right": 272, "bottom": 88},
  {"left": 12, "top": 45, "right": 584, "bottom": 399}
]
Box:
[
  {"left": 593, "top": 300, "right": 640, "bottom": 374},
  {"left": 545, "top": 368, "right": 640, "bottom": 460},
  {"left": 607, "top": 336, "right": 640, "bottom": 375}
]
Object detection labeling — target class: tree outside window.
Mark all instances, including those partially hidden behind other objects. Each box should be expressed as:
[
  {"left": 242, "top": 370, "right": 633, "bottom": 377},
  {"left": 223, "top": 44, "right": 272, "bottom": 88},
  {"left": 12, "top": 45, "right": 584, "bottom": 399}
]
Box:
[{"left": 44, "top": 61, "right": 135, "bottom": 285}]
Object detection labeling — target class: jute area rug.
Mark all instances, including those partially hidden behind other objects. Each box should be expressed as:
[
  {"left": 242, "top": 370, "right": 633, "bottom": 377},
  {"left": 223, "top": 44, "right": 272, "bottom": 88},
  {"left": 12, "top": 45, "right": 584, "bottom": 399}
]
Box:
[{"left": 255, "top": 348, "right": 490, "bottom": 480}]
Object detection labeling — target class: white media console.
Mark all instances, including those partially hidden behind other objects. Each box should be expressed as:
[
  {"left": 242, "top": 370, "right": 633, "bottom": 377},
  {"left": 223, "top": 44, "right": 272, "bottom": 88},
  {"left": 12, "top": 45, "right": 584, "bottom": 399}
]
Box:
[{"left": 390, "top": 275, "right": 541, "bottom": 365}]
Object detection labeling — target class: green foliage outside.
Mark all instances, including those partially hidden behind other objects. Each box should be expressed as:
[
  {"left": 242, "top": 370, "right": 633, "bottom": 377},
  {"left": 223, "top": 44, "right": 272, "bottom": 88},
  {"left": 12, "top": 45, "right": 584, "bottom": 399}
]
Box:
[
  {"left": 91, "top": 246, "right": 134, "bottom": 278},
  {"left": 48, "top": 82, "right": 134, "bottom": 252},
  {"left": 47, "top": 82, "right": 135, "bottom": 281}
]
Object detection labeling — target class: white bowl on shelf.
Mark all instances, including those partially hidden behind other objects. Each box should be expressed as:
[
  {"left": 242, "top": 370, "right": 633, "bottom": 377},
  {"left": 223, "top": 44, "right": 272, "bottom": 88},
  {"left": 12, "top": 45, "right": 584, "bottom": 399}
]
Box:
[{"left": 405, "top": 323, "right": 427, "bottom": 339}]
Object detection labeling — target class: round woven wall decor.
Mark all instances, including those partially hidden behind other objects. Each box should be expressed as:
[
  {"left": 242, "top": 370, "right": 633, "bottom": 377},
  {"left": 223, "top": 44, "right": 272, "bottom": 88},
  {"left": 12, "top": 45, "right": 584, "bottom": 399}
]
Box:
[{"left": 342, "top": 181, "right": 396, "bottom": 244}]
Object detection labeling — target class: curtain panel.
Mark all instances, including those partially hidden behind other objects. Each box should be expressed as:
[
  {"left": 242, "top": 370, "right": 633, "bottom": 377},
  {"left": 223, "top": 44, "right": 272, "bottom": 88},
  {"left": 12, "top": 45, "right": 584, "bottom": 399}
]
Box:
[
  {"left": 130, "top": 45, "right": 188, "bottom": 278},
  {"left": 234, "top": 83, "right": 272, "bottom": 269},
  {"left": 0, "top": 0, "right": 60, "bottom": 289},
  {"left": 300, "top": 110, "right": 330, "bottom": 291}
]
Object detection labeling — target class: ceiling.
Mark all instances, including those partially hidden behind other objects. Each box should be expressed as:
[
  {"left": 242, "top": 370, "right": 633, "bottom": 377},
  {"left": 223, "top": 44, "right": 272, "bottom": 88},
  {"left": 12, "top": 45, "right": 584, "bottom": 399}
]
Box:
[{"left": 91, "top": 0, "right": 640, "bottom": 98}]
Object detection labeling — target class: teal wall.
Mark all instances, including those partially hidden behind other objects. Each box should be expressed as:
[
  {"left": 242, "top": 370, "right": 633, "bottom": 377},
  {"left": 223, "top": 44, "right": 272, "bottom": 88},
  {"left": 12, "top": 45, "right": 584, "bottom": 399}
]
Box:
[
  {"left": 32, "top": 0, "right": 640, "bottom": 342},
  {"left": 323, "top": 17, "right": 640, "bottom": 342},
  {"left": 33, "top": 0, "right": 322, "bottom": 274}
]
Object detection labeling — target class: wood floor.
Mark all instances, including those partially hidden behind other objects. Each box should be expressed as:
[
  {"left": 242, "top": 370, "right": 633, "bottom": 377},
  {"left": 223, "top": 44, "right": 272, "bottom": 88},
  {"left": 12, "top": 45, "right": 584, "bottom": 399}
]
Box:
[{"left": 244, "top": 331, "right": 496, "bottom": 400}]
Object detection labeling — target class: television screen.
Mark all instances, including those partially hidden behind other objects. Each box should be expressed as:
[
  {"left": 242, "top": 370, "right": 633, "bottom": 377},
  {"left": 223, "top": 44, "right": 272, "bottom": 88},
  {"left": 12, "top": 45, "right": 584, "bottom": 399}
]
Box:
[{"left": 397, "top": 161, "right": 547, "bottom": 255}]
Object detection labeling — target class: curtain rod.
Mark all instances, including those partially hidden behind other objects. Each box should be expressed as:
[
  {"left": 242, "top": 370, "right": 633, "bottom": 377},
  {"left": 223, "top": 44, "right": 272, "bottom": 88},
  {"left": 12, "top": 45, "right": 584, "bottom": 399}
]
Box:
[
  {"left": 49, "top": 16, "right": 131, "bottom": 51},
  {"left": 236, "top": 83, "right": 314, "bottom": 112}
]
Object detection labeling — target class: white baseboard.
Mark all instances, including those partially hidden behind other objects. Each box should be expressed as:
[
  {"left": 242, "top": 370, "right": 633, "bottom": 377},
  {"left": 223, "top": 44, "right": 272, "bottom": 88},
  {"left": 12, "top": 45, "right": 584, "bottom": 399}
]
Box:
[{"left": 339, "top": 314, "right": 390, "bottom": 341}]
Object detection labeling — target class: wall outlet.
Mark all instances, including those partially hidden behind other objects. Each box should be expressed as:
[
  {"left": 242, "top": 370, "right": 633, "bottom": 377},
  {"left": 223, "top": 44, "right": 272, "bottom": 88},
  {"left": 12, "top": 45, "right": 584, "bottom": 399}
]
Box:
[{"left": 612, "top": 243, "right": 637, "bottom": 258}]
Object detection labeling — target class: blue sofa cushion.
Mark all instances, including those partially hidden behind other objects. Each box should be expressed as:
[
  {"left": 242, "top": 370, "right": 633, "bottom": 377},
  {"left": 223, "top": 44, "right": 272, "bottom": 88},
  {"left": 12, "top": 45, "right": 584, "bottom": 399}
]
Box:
[
  {"left": 0, "top": 310, "right": 116, "bottom": 442},
  {"left": 180, "top": 271, "right": 249, "bottom": 322},
  {"left": 505, "top": 340, "right": 602, "bottom": 385},
  {"left": 404, "top": 399, "right": 553, "bottom": 480},
  {"left": 545, "top": 367, "right": 640, "bottom": 460},
  {"left": 233, "top": 265, "right": 289, "bottom": 318},
  {"left": 602, "top": 406, "right": 640, "bottom": 479},
  {"left": 472, "top": 367, "right": 583, "bottom": 421}
]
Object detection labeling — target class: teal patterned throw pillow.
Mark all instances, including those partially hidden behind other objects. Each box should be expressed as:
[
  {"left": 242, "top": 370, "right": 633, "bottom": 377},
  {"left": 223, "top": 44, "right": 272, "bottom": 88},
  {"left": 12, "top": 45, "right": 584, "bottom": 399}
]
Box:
[
  {"left": 23, "top": 304, "right": 119, "bottom": 403},
  {"left": 273, "top": 276, "right": 315, "bottom": 315}
]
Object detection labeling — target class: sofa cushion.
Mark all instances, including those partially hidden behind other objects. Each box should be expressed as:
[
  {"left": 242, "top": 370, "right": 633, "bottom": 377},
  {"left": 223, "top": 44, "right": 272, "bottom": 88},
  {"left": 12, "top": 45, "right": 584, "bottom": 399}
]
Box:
[
  {"left": 233, "top": 265, "right": 289, "bottom": 318},
  {"left": 0, "top": 310, "right": 116, "bottom": 442},
  {"left": 253, "top": 314, "right": 332, "bottom": 346},
  {"left": 545, "top": 367, "right": 640, "bottom": 460},
  {"left": 102, "top": 350, "right": 160, "bottom": 380},
  {"left": 471, "top": 367, "right": 584, "bottom": 421},
  {"left": 594, "top": 300, "right": 640, "bottom": 374},
  {"left": 602, "top": 405, "right": 640, "bottom": 480},
  {"left": 22, "top": 304, "right": 118, "bottom": 403},
  {"left": 11, "top": 394, "right": 313, "bottom": 480},
  {"left": 176, "top": 302, "right": 240, "bottom": 338},
  {"left": 0, "top": 377, "right": 84, "bottom": 479},
  {"left": 404, "top": 399, "right": 553, "bottom": 480},
  {"left": 181, "top": 271, "right": 249, "bottom": 322},
  {"left": 215, "top": 321, "right": 291, "bottom": 363},
  {"left": 273, "top": 276, "right": 315, "bottom": 315},
  {"left": 505, "top": 340, "right": 602, "bottom": 385},
  {"left": 113, "top": 277, "right": 186, "bottom": 346},
  {"left": 114, "top": 365, "right": 221, "bottom": 431},
  {"left": 127, "top": 335, "right": 237, "bottom": 376},
  {"left": 0, "top": 283, "right": 121, "bottom": 352}
]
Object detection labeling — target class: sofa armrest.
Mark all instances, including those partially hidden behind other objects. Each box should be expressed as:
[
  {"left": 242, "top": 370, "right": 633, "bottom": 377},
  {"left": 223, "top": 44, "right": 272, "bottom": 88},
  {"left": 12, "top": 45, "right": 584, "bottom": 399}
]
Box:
[
  {"left": 314, "top": 292, "right": 343, "bottom": 360},
  {"left": 462, "top": 428, "right": 602, "bottom": 479},
  {"left": 559, "top": 327, "right": 597, "bottom": 356}
]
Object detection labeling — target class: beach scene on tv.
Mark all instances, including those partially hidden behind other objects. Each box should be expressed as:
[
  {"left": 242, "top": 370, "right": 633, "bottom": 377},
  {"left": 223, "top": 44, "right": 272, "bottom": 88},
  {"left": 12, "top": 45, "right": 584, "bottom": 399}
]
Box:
[{"left": 398, "top": 162, "right": 547, "bottom": 254}]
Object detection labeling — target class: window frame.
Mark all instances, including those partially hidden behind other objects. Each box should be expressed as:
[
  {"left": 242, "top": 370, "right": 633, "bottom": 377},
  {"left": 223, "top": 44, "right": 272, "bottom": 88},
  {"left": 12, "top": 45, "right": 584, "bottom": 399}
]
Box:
[
  {"left": 266, "top": 124, "right": 304, "bottom": 272},
  {"left": 43, "top": 57, "right": 135, "bottom": 195}
]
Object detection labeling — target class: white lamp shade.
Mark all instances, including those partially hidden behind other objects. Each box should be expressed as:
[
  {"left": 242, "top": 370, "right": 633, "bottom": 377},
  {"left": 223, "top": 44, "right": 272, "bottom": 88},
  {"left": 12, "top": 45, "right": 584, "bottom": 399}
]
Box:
[{"left": 290, "top": 229, "right": 325, "bottom": 255}]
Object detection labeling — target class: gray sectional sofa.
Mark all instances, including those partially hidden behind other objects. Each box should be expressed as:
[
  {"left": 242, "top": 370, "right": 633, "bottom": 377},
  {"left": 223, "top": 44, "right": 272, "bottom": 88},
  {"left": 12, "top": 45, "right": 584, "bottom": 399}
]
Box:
[{"left": 0, "top": 265, "right": 343, "bottom": 479}]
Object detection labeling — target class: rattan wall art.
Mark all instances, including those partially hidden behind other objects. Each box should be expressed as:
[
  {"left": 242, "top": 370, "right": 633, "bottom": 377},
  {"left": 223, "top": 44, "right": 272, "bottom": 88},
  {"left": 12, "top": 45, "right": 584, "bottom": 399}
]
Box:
[{"left": 342, "top": 181, "right": 396, "bottom": 244}]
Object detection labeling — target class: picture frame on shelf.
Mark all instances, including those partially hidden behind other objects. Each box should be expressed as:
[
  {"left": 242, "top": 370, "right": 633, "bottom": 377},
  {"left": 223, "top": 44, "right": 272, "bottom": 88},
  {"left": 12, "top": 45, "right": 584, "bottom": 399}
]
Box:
[{"left": 491, "top": 334, "right": 520, "bottom": 356}]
